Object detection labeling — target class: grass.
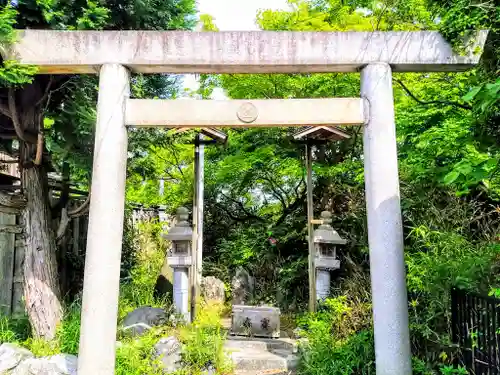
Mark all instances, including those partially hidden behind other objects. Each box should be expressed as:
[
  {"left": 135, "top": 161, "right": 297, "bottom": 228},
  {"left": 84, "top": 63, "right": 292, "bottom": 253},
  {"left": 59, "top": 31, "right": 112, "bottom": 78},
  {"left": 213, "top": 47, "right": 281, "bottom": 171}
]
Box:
[{"left": 177, "top": 302, "right": 233, "bottom": 375}]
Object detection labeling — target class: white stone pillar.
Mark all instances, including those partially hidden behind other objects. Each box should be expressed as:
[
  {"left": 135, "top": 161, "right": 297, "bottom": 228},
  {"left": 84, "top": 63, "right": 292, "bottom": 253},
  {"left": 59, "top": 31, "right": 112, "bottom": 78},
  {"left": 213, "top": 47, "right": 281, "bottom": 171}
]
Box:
[
  {"left": 361, "top": 63, "right": 412, "bottom": 375},
  {"left": 315, "top": 269, "right": 330, "bottom": 301},
  {"left": 195, "top": 135, "right": 204, "bottom": 314},
  {"left": 78, "top": 64, "right": 130, "bottom": 375},
  {"left": 174, "top": 268, "right": 190, "bottom": 322}
]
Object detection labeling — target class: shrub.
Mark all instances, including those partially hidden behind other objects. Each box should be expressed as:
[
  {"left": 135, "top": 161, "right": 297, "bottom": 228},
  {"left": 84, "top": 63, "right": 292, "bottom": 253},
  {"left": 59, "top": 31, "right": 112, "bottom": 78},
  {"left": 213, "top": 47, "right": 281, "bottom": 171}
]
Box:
[
  {"left": 115, "top": 328, "right": 167, "bottom": 375},
  {"left": 119, "top": 219, "right": 170, "bottom": 320},
  {"left": 178, "top": 302, "right": 233, "bottom": 375},
  {"left": 298, "top": 329, "right": 375, "bottom": 375},
  {"left": 296, "top": 292, "right": 371, "bottom": 341},
  {"left": 57, "top": 302, "right": 82, "bottom": 355},
  {"left": 406, "top": 226, "right": 500, "bottom": 362},
  {"left": 0, "top": 315, "right": 30, "bottom": 344},
  {"left": 0, "top": 316, "right": 31, "bottom": 343},
  {"left": 296, "top": 296, "right": 375, "bottom": 375}
]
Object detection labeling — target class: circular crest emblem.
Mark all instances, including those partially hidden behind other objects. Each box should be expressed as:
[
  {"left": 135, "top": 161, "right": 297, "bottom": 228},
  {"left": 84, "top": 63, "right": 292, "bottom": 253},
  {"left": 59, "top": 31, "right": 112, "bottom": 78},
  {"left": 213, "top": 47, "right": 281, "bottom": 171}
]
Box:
[{"left": 237, "top": 102, "right": 258, "bottom": 123}]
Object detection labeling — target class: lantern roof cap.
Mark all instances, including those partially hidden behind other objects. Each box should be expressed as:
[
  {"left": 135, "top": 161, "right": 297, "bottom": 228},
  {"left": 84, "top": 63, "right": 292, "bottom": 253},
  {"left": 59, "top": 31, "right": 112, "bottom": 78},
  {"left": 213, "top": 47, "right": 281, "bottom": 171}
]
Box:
[
  {"left": 313, "top": 211, "right": 347, "bottom": 245},
  {"left": 163, "top": 206, "right": 192, "bottom": 241}
]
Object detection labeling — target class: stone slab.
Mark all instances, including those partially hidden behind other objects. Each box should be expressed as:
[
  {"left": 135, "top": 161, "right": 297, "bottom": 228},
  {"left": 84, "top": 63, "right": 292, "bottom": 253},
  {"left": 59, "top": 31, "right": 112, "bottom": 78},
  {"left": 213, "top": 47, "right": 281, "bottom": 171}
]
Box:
[
  {"left": 231, "top": 305, "right": 280, "bottom": 339},
  {"left": 125, "top": 98, "right": 365, "bottom": 127},
  {"left": 228, "top": 348, "right": 298, "bottom": 373},
  {"left": 225, "top": 337, "right": 297, "bottom": 353},
  {"left": 3, "top": 30, "right": 488, "bottom": 74}
]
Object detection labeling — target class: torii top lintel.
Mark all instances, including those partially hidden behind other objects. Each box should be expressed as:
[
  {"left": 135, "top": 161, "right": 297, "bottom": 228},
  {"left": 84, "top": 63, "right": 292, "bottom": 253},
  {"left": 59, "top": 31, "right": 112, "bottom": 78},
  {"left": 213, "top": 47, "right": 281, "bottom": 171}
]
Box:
[{"left": 3, "top": 30, "right": 488, "bottom": 74}]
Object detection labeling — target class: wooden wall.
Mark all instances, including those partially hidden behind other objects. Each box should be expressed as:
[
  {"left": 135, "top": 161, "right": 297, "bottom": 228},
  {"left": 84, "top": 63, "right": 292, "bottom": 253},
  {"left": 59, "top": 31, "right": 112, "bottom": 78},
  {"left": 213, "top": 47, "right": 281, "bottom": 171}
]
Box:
[{"left": 0, "top": 210, "right": 25, "bottom": 317}]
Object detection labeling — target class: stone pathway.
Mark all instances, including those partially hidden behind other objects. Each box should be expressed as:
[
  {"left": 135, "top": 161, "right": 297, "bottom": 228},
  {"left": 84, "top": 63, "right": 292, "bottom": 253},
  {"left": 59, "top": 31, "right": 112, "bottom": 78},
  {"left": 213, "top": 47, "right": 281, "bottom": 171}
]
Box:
[{"left": 224, "top": 336, "right": 298, "bottom": 375}]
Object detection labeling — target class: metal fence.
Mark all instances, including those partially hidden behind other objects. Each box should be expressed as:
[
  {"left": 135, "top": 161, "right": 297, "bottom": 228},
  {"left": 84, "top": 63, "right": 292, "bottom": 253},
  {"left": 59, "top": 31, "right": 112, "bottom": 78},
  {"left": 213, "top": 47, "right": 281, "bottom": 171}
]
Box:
[{"left": 451, "top": 287, "right": 500, "bottom": 375}]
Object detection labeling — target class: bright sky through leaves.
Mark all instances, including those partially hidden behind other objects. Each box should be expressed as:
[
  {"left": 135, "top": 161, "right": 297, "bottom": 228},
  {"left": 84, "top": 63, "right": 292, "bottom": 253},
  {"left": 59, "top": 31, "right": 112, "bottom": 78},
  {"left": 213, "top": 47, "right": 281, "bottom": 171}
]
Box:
[{"left": 182, "top": 0, "right": 290, "bottom": 96}]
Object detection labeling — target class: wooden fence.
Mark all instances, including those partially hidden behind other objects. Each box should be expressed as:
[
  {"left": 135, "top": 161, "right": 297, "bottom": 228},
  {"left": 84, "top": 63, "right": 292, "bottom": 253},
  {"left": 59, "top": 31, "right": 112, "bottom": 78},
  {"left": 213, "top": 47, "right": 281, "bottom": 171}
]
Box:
[
  {"left": 0, "top": 206, "right": 90, "bottom": 317},
  {"left": 0, "top": 198, "right": 167, "bottom": 317},
  {"left": 451, "top": 287, "right": 500, "bottom": 375},
  {"left": 0, "top": 210, "right": 25, "bottom": 317}
]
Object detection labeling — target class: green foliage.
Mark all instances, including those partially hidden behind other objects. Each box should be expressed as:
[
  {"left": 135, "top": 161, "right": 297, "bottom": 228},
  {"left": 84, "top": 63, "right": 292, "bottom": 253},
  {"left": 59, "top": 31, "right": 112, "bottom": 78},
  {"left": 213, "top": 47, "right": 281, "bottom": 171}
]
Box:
[
  {"left": 463, "top": 78, "right": 500, "bottom": 114},
  {"left": 119, "top": 220, "right": 170, "bottom": 319},
  {"left": 0, "top": 0, "right": 197, "bottom": 204},
  {"left": 115, "top": 329, "right": 166, "bottom": 375},
  {"left": 199, "top": 13, "right": 219, "bottom": 31},
  {"left": 296, "top": 295, "right": 371, "bottom": 341},
  {"left": 0, "top": 5, "right": 38, "bottom": 86},
  {"left": 0, "top": 224, "right": 230, "bottom": 375},
  {"left": 35, "top": 0, "right": 110, "bottom": 29},
  {"left": 440, "top": 365, "right": 469, "bottom": 375},
  {"left": 295, "top": 296, "right": 374, "bottom": 375},
  {"left": 177, "top": 303, "right": 233, "bottom": 375},
  {"left": 56, "top": 302, "right": 81, "bottom": 355},
  {"left": 406, "top": 225, "right": 500, "bottom": 362},
  {"left": 0, "top": 316, "right": 31, "bottom": 343},
  {"left": 298, "top": 327, "right": 375, "bottom": 375},
  {"left": 407, "top": 228, "right": 499, "bottom": 295},
  {"left": 0, "top": 4, "right": 17, "bottom": 45},
  {"left": 126, "top": 132, "right": 195, "bottom": 208}
]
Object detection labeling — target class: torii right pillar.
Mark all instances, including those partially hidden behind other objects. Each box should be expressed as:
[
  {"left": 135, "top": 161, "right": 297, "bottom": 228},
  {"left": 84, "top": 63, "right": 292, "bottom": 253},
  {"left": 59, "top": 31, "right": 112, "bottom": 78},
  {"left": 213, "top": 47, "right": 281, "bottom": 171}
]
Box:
[{"left": 361, "top": 62, "right": 412, "bottom": 375}]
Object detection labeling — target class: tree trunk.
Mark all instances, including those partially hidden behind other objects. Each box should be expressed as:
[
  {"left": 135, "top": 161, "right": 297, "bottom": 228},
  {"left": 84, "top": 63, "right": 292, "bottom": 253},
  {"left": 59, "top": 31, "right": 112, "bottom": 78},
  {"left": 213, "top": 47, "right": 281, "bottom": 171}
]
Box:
[
  {"left": 22, "top": 166, "right": 62, "bottom": 340},
  {"left": 17, "top": 81, "right": 62, "bottom": 340}
]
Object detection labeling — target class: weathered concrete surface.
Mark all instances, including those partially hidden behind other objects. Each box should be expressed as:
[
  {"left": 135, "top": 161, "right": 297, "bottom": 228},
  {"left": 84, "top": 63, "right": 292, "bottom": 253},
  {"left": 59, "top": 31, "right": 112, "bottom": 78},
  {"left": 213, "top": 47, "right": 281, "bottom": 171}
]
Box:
[
  {"left": 4, "top": 30, "right": 488, "bottom": 74},
  {"left": 225, "top": 337, "right": 298, "bottom": 374},
  {"left": 125, "top": 98, "right": 365, "bottom": 127},
  {"left": 361, "top": 63, "right": 412, "bottom": 375},
  {"left": 77, "top": 64, "right": 130, "bottom": 375},
  {"left": 225, "top": 337, "right": 297, "bottom": 353}
]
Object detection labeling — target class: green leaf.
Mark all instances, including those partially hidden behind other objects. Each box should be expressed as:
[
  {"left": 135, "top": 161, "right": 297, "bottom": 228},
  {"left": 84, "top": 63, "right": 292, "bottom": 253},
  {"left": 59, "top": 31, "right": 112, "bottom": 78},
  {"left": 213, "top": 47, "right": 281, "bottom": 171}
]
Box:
[
  {"left": 44, "top": 117, "right": 55, "bottom": 129},
  {"left": 462, "top": 85, "right": 483, "bottom": 102},
  {"left": 443, "top": 170, "right": 460, "bottom": 185}
]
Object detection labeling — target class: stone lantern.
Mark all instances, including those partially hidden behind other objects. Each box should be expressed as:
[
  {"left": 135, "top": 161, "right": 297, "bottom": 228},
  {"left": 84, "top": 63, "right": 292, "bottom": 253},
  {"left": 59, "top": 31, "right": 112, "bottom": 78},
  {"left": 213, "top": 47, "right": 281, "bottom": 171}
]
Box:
[
  {"left": 313, "top": 211, "right": 346, "bottom": 301},
  {"left": 163, "top": 206, "right": 193, "bottom": 321}
]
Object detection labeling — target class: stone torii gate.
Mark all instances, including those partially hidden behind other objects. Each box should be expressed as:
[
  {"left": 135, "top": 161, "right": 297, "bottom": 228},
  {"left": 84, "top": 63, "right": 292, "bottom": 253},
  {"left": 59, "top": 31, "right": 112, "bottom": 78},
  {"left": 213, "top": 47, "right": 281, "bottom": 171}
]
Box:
[{"left": 5, "top": 29, "right": 487, "bottom": 375}]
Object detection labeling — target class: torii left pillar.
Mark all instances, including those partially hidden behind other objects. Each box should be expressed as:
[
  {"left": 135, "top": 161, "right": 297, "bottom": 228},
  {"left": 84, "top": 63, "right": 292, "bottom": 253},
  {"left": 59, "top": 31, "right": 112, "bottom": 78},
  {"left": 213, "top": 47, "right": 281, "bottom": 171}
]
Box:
[{"left": 78, "top": 64, "right": 130, "bottom": 375}]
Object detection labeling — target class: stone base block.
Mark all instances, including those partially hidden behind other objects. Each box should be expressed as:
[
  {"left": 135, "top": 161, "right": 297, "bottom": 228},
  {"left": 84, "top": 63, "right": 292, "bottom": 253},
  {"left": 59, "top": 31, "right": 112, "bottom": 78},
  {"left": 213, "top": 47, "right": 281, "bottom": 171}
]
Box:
[{"left": 231, "top": 305, "right": 280, "bottom": 339}]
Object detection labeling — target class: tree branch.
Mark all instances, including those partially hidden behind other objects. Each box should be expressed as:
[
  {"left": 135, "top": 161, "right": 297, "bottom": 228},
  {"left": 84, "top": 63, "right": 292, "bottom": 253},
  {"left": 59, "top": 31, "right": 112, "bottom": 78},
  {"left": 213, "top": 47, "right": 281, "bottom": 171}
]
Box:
[
  {"left": 219, "top": 192, "right": 265, "bottom": 222},
  {"left": 293, "top": 176, "right": 305, "bottom": 199},
  {"left": 8, "top": 88, "right": 37, "bottom": 144},
  {"left": 394, "top": 78, "right": 472, "bottom": 110},
  {"left": 259, "top": 175, "right": 288, "bottom": 209},
  {"left": 274, "top": 189, "right": 307, "bottom": 228},
  {"left": 0, "top": 103, "right": 11, "bottom": 118},
  {"left": 68, "top": 194, "right": 90, "bottom": 217},
  {"left": 56, "top": 207, "right": 71, "bottom": 241},
  {"left": 215, "top": 201, "right": 264, "bottom": 223},
  {"left": 34, "top": 133, "right": 43, "bottom": 165},
  {"left": 51, "top": 161, "right": 70, "bottom": 212},
  {"left": 35, "top": 76, "right": 53, "bottom": 108}
]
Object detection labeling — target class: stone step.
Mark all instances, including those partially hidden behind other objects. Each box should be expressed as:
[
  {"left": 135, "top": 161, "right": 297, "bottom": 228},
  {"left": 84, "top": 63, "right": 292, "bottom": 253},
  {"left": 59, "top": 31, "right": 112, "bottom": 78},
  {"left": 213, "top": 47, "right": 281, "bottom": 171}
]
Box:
[
  {"left": 227, "top": 347, "right": 298, "bottom": 373},
  {"left": 225, "top": 337, "right": 297, "bottom": 353}
]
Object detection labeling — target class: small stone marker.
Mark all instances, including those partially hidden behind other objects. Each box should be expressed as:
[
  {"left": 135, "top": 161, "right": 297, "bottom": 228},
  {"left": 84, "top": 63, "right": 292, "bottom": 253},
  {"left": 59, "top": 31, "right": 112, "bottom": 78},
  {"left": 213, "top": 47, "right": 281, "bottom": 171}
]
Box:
[
  {"left": 122, "top": 306, "right": 168, "bottom": 337},
  {"left": 231, "top": 267, "right": 254, "bottom": 305},
  {"left": 201, "top": 276, "right": 226, "bottom": 304}
]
